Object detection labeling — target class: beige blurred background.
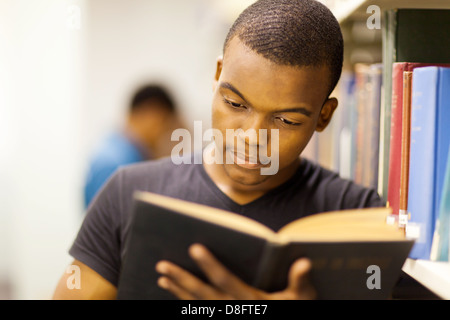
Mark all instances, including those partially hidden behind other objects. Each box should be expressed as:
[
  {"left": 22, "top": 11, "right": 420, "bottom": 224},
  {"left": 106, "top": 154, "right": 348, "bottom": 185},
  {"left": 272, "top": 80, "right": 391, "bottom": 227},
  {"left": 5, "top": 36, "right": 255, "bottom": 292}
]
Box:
[{"left": 0, "top": 0, "right": 257, "bottom": 299}]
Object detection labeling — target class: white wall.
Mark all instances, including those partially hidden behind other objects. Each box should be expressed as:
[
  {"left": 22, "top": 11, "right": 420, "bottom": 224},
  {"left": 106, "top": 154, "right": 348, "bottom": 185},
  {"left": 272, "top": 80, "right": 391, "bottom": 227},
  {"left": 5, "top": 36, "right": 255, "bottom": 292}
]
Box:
[{"left": 0, "top": 0, "right": 87, "bottom": 299}]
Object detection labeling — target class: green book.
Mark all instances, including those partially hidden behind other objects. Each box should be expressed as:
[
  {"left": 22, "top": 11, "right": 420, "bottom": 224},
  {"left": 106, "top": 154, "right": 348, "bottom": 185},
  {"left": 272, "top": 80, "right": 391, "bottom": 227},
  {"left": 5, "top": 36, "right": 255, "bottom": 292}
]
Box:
[
  {"left": 431, "top": 145, "right": 450, "bottom": 262},
  {"left": 380, "top": 8, "right": 450, "bottom": 202}
]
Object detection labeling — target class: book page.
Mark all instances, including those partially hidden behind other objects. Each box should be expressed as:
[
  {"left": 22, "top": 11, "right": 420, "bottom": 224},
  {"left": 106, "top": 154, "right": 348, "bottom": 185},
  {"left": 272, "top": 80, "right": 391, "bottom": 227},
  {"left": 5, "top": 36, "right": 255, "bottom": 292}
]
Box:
[{"left": 278, "top": 207, "right": 406, "bottom": 241}]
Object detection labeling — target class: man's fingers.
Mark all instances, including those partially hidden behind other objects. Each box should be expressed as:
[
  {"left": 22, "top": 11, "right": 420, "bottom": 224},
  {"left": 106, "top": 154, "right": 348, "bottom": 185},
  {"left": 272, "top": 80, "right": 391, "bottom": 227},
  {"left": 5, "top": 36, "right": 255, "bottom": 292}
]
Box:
[
  {"left": 157, "top": 276, "right": 197, "bottom": 300},
  {"left": 287, "top": 258, "right": 311, "bottom": 290},
  {"left": 189, "top": 244, "right": 260, "bottom": 300},
  {"left": 156, "top": 248, "right": 316, "bottom": 300},
  {"left": 155, "top": 260, "right": 222, "bottom": 299},
  {"left": 285, "top": 258, "right": 316, "bottom": 299}
]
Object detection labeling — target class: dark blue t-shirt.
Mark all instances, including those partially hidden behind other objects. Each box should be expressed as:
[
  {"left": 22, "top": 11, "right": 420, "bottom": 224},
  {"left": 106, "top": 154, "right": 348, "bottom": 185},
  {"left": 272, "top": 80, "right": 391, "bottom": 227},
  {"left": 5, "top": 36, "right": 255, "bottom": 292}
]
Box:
[{"left": 70, "top": 156, "right": 385, "bottom": 287}]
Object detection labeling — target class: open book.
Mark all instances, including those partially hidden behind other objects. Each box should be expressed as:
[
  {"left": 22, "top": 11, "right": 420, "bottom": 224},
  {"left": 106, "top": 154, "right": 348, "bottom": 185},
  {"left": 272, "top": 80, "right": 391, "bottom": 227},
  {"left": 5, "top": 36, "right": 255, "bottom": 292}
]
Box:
[{"left": 117, "top": 191, "right": 414, "bottom": 300}]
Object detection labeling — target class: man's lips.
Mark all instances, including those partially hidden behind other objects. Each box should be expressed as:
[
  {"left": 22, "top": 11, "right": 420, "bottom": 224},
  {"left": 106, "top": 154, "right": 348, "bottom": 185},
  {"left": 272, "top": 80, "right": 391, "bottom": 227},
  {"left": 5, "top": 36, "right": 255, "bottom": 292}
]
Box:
[{"left": 226, "top": 149, "right": 268, "bottom": 169}]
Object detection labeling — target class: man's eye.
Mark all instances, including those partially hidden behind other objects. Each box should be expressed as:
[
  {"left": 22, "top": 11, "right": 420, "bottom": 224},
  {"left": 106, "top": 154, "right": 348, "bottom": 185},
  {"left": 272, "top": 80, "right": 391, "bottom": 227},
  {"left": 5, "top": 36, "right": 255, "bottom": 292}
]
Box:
[
  {"left": 224, "top": 99, "right": 246, "bottom": 109},
  {"left": 277, "top": 117, "right": 301, "bottom": 126}
]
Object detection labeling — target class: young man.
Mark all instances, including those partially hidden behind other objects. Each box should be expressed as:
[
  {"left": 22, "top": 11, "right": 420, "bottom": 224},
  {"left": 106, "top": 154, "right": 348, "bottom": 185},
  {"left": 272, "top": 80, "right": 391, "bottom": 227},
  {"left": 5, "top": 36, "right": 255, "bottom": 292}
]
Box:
[
  {"left": 84, "top": 84, "right": 180, "bottom": 208},
  {"left": 53, "top": 0, "right": 384, "bottom": 300}
]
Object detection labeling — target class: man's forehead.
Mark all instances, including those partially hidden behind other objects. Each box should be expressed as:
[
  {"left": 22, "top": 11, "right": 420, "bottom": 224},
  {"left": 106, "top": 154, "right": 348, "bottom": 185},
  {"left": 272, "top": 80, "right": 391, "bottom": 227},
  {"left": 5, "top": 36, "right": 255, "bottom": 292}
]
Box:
[
  {"left": 221, "top": 37, "right": 332, "bottom": 100},
  {"left": 220, "top": 42, "right": 330, "bottom": 111}
]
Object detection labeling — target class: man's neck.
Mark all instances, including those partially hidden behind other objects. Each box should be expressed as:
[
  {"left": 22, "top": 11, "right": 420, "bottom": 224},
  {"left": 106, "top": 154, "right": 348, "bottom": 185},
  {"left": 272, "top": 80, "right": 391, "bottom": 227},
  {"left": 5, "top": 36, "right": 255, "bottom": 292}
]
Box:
[{"left": 202, "top": 147, "right": 301, "bottom": 205}]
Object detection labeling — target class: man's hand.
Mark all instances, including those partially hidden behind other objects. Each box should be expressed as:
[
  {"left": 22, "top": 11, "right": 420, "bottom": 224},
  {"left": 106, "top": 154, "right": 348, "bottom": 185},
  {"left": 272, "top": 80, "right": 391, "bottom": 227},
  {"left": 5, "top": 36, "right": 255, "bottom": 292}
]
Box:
[{"left": 155, "top": 243, "right": 316, "bottom": 300}]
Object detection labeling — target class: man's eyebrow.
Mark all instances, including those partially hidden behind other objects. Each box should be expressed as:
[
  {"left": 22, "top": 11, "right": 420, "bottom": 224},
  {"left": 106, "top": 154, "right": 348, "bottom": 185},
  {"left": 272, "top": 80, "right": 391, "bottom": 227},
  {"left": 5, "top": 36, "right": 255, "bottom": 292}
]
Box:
[
  {"left": 277, "top": 107, "right": 313, "bottom": 118},
  {"left": 219, "top": 82, "right": 248, "bottom": 102}
]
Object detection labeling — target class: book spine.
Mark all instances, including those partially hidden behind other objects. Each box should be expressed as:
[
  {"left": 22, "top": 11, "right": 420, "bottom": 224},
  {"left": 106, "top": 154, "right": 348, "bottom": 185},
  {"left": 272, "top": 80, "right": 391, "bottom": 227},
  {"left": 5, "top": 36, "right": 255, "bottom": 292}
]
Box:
[
  {"left": 431, "top": 145, "right": 450, "bottom": 261},
  {"left": 431, "top": 68, "right": 450, "bottom": 261},
  {"left": 362, "top": 69, "right": 372, "bottom": 188},
  {"left": 349, "top": 76, "right": 359, "bottom": 181},
  {"left": 407, "top": 67, "right": 439, "bottom": 260},
  {"left": 366, "top": 64, "right": 382, "bottom": 191},
  {"left": 354, "top": 64, "right": 370, "bottom": 185},
  {"left": 338, "top": 72, "right": 356, "bottom": 180},
  {"left": 378, "top": 9, "right": 397, "bottom": 202},
  {"left": 434, "top": 68, "right": 450, "bottom": 235},
  {"left": 387, "top": 63, "right": 405, "bottom": 216},
  {"left": 377, "top": 71, "right": 386, "bottom": 198},
  {"left": 398, "top": 71, "right": 412, "bottom": 226}
]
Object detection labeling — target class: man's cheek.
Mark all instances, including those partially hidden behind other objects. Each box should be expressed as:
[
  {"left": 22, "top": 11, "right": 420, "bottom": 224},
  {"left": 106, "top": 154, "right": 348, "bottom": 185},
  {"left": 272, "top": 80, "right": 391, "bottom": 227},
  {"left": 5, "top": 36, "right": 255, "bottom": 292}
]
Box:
[{"left": 278, "top": 141, "right": 304, "bottom": 161}]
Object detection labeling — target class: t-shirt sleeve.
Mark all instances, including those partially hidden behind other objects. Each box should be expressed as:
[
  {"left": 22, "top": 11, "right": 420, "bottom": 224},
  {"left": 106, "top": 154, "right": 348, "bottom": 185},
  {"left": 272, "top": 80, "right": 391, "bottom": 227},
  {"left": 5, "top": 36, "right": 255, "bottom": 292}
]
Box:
[
  {"left": 350, "top": 185, "right": 386, "bottom": 208},
  {"left": 69, "top": 169, "right": 124, "bottom": 287},
  {"left": 329, "top": 177, "right": 386, "bottom": 210}
]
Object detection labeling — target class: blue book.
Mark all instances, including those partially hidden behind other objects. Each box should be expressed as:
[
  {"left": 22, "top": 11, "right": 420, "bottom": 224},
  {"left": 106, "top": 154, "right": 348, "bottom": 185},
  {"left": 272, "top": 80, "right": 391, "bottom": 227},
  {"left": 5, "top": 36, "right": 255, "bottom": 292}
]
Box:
[
  {"left": 431, "top": 145, "right": 450, "bottom": 261},
  {"left": 407, "top": 66, "right": 450, "bottom": 259}
]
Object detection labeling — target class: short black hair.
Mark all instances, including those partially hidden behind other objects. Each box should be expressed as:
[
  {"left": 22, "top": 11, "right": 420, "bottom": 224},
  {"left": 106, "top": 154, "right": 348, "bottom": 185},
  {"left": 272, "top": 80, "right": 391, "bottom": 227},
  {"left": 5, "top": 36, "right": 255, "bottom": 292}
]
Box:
[
  {"left": 223, "top": 0, "right": 343, "bottom": 97},
  {"left": 130, "top": 84, "right": 176, "bottom": 112}
]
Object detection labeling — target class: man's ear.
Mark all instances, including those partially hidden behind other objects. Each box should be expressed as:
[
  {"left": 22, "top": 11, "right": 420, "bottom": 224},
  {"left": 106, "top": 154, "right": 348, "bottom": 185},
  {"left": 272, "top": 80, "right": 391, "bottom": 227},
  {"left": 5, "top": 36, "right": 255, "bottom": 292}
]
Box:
[
  {"left": 212, "top": 55, "right": 223, "bottom": 92},
  {"left": 315, "top": 97, "right": 338, "bottom": 132}
]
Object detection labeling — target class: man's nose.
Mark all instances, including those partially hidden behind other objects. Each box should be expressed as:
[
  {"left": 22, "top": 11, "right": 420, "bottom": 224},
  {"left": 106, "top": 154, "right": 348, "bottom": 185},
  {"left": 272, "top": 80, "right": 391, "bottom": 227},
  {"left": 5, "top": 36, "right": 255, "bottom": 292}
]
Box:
[{"left": 239, "top": 115, "right": 269, "bottom": 147}]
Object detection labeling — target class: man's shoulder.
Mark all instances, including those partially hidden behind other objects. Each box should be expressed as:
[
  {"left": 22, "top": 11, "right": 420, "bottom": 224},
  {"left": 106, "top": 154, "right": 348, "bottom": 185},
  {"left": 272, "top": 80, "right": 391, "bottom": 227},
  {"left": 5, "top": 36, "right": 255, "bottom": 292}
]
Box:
[
  {"left": 300, "top": 157, "right": 362, "bottom": 188},
  {"left": 118, "top": 155, "right": 196, "bottom": 176},
  {"left": 119, "top": 156, "right": 174, "bottom": 171},
  {"left": 298, "top": 157, "right": 342, "bottom": 184},
  {"left": 113, "top": 155, "right": 202, "bottom": 193},
  {"left": 298, "top": 157, "right": 385, "bottom": 209}
]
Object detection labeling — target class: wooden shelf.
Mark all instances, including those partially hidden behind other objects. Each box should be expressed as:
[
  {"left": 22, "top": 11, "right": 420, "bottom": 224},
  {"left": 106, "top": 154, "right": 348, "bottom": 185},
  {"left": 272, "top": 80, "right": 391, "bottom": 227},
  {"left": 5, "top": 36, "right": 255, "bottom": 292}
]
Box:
[{"left": 402, "top": 259, "right": 450, "bottom": 299}]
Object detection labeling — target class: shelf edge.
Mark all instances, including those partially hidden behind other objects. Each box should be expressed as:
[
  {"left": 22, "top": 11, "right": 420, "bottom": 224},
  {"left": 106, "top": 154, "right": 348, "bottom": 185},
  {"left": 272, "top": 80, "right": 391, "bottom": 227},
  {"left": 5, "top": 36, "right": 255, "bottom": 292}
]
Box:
[{"left": 402, "top": 258, "right": 450, "bottom": 300}]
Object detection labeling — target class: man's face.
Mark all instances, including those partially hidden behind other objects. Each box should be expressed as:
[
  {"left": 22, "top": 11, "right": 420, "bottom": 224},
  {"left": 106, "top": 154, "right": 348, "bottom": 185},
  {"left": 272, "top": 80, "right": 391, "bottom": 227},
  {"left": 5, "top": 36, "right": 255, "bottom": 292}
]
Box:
[{"left": 211, "top": 37, "right": 336, "bottom": 187}]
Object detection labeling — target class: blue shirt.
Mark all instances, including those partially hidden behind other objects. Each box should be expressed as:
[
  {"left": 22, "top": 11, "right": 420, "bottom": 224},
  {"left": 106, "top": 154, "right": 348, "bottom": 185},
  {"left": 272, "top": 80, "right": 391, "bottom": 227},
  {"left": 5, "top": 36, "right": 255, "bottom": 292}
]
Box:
[{"left": 84, "top": 131, "right": 150, "bottom": 208}]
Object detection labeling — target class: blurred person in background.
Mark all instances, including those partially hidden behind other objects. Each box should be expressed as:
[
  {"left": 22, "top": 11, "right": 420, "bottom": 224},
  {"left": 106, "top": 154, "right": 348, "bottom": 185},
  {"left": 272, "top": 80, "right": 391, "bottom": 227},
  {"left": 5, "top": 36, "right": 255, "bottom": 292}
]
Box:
[{"left": 84, "top": 84, "right": 182, "bottom": 208}]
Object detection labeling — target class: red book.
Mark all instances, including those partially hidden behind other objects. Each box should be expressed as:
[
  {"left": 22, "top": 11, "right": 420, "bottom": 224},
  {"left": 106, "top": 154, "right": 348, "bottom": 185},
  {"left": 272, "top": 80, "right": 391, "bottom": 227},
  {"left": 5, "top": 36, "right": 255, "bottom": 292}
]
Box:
[
  {"left": 399, "top": 71, "right": 412, "bottom": 226},
  {"left": 387, "top": 62, "right": 450, "bottom": 217}
]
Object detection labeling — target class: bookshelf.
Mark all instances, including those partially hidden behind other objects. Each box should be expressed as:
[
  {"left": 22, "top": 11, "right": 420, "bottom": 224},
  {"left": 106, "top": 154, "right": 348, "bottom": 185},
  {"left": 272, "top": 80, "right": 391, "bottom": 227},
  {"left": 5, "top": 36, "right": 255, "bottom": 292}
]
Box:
[
  {"left": 402, "top": 259, "right": 450, "bottom": 299},
  {"left": 323, "top": 0, "right": 450, "bottom": 300}
]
